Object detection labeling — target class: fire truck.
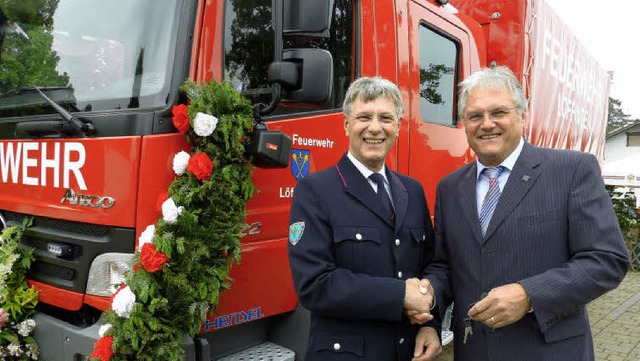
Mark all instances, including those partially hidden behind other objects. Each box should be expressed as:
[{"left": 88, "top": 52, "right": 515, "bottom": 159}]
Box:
[{"left": 0, "top": 0, "right": 610, "bottom": 359}]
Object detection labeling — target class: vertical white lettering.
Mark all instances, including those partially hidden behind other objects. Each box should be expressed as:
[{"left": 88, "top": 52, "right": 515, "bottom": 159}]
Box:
[
  {"left": 0, "top": 142, "right": 21, "bottom": 183},
  {"left": 63, "top": 142, "right": 87, "bottom": 190},
  {"left": 41, "top": 142, "right": 61, "bottom": 188},
  {"left": 550, "top": 36, "right": 560, "bottom": 78},
  {"left": 542, "top": 30, "right": 551, "bottom": 69},
  {"left": 22, "top": 142, "right": 39, "bottom": 186}
]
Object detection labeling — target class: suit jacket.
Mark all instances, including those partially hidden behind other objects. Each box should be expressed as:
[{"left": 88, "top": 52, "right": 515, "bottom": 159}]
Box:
[
  {"left": 426, "top": 143, "right": 629, "bottom": 361},
  {"left": 288, "top": 154, "right": 435, "bottom": 361}
]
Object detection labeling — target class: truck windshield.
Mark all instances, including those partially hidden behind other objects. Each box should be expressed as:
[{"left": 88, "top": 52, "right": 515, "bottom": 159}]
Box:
[{"left": 0, "top": 0, "right": 180, "bottom": 117}]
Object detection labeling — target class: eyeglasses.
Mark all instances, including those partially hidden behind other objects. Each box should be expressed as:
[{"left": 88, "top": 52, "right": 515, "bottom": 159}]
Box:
[{"left": 462, "top": 107, "right": 517, "bottom": 122}]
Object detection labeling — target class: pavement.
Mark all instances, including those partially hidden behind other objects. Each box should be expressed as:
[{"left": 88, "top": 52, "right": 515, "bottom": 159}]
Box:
[{"left": 435, "top": 271, "right": 640, "bottom": 361}]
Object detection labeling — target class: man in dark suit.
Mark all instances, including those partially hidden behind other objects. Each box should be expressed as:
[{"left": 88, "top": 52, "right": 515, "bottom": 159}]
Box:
[
  {"left": 288, "top": 77, "right": 441, "bottom": 361},
  {"left": 419, "top": 66, "right": 629, "bottom": 360}
]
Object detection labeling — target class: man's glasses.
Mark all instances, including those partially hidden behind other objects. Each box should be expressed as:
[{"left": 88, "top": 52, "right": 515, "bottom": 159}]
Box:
[{"left": 462, "top": 107, "right": 517, "bottom": 122}]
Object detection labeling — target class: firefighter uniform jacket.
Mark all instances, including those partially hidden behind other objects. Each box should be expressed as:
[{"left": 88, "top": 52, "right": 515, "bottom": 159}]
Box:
[{"left": 288, "top": 154, "right": 435, "bottom": 361}]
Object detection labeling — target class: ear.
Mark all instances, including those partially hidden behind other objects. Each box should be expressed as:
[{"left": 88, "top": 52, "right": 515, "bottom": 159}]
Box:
[
  {"left": 519, "top": 109, "right": 528, "bottom": 130},
  {"left": 344, "top": 116, "right": 349, "bottom": 135}
]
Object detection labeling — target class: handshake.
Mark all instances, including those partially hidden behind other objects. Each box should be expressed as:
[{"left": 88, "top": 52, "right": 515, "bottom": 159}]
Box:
[{"left": 403, "top": 278, "right": 435, "bottom": 324}]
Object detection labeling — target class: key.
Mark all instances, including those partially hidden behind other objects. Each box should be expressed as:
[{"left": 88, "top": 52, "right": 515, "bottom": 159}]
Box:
[{"left": 463, "top": 318, "right": 473, "bottom": 344}]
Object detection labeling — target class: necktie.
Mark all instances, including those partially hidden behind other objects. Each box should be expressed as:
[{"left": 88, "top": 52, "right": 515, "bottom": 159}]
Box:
[
  {"left": 479, "top": 166, "right": 504, "bottom": 236},
  {"left": 369, "top": 173, "right": 393, "bottom": 218}
]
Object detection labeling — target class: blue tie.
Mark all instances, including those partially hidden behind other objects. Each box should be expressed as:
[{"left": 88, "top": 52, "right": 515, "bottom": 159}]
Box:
[
  {"left": 369, "top": 173, "right": 393, "bottom": 218},
  {"left": 479, "top": 166, "right": 504, "bottom": 236}
]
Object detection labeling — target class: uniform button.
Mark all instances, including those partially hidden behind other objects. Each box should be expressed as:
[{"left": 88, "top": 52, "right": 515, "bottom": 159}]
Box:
[
  {"left": 395, "top": 239, "right": 400, "bottom": 246},
  {"left": 397, "top": 271, "right": 403, "bottom": 278},
  {"left": 422, "top": 235, "right": 425, "bottom": 241},
  {"left": 399, "top": 338, "right": 405, "bottom": 344},
  {"left": 355, "top": 233, "right": 362, "bottom": 241},
  {"left": 333, "top": 343, "right": 341, "bottom": 351}
]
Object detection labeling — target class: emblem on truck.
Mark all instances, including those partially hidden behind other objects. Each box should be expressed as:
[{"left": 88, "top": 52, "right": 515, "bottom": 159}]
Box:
[
  {"left": 60, "top": 188, "right": 115, "bottom": 209},
  {"left": 291, "top": 149, "right": 310, "bottom": 181}
]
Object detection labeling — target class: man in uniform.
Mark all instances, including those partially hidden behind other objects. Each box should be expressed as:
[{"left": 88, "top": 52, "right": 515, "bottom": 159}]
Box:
[{"left": 288, "top": 76, "right": 441, "bottom": 361}]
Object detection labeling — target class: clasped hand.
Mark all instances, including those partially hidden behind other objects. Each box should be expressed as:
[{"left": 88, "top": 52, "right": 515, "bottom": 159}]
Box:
[{"left": 403, "top": 278, "right": 434, "bottom": 324}]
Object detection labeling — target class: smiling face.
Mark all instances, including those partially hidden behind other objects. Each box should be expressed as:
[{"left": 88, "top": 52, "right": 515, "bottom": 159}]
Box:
[
  {"left": 462, "top": 86, "right": 524, "bottom": 166},
  {"left": 344, "top": 97, "right": 400, "bottom": 172}
]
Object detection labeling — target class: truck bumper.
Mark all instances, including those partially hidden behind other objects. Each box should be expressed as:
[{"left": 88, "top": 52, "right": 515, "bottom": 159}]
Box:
[{"left": 33, "top": 312, "right": 196, "bottom": 361}]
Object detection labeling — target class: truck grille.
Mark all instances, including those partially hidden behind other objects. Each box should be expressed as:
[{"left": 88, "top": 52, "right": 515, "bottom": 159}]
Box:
[{"left": 2, "top": 210, "right": 135, "bottom": 294}]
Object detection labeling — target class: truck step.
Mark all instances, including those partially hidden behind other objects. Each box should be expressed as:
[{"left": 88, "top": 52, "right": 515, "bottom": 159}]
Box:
[{"left": 217, "top": 342, "right": 294, "bottom": 361}]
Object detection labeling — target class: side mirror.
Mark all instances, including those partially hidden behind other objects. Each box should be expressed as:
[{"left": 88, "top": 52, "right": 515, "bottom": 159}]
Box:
[
  {"left": 283, "top": 0, "right": 334, "bottom": 38},
  {"left": 269, "top": 48, "right": 333, "bottom": 105},
  {"left": 260, "top": 0, "right": 334, "bottom": 115}
]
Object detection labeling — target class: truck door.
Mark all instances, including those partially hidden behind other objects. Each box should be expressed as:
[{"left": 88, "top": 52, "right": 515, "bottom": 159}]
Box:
[{"left": 405, "top": 0, "right": 473, "bottom": 210}]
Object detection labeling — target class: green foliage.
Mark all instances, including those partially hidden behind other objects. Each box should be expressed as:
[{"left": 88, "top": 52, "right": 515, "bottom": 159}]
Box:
[
  {"left": 95, "top": 79, "right": 256, "bottom": 360},
  {"left": 608, "top": 97, "right": 639, "bottom": 134},
  {"left": 0, "top": 219, "right": 40, "bottom": 360},
  {"left": 0, "top": 0, "right": 69, "bottom": 94},
  {"left": 606, "top": 185, "right": 640, "bottom": 271}
]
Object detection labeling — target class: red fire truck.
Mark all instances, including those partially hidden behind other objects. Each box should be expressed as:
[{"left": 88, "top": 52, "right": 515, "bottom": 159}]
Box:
[{"left": 0, "top": 0, "right": 610, "bottom": 359}]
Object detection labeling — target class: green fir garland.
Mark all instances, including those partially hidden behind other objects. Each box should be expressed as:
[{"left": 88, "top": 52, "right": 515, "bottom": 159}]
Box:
[{"left": 91, "top": 79, "right": 256, "bottom": 361}]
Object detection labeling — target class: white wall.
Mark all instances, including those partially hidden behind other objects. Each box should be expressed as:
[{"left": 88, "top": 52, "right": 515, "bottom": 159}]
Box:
[{"left": 603, "top": 124, "right": 640, "bottom": 207}]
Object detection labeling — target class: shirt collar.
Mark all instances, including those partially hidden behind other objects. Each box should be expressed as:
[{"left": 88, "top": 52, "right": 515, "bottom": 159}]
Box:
[
  {"left": 476, "top": 137, "right": 524, "bottom": 180},
  {"left": 347, "top": 151, "right": 387, "bottom": 181}
]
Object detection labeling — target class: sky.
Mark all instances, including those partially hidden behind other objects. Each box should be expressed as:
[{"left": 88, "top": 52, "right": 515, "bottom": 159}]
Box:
[{"left": 544, "top": 0, "right": 640, "bottom": 120}]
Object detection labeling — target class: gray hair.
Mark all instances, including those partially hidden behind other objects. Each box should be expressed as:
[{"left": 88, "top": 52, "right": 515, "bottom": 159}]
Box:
[
  {"left": 343, "top": 76, "right": 403, "bottom": 120},
  {"left": 458, "top": 66, "right": 527, "bottom": 119}
]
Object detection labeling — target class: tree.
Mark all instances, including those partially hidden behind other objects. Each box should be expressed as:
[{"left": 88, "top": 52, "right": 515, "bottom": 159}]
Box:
[{"left": 608, "top": 97, "right": 637, "bottom": 134}]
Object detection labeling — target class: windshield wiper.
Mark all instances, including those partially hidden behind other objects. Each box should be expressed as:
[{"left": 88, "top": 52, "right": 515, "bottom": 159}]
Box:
[{"left": 14, "top": 86, "right": 95, "bottom": 138}]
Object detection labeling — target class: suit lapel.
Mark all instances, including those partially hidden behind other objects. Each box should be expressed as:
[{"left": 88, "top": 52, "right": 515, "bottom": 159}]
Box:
[
  {"left": 484, "top": 143, "right": 541, "bottom": 241},
  {"left": 337, "top": 155, "right": 394, "bottom": 227},
  {"left": 458, "top": 163, "right": 485, "bottom": 244},
  {"left": 388, "top": 171, "right": 408, "bottom": 232}
]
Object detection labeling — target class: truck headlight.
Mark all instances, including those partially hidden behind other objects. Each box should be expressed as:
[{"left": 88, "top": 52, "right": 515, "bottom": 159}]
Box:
[{"left": 86, "top": 253, "right": 134, "bottom": 296}]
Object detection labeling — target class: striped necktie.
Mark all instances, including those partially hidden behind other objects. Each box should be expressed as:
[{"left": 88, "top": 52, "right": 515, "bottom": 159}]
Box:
[{"left": 479, "top": 166, "right": 504, "bottom": 236}]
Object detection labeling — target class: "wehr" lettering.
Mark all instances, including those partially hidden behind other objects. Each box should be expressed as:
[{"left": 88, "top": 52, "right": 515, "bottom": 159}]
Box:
[{"left": 0, "top": 141, "right": 87, "bottom": 190}]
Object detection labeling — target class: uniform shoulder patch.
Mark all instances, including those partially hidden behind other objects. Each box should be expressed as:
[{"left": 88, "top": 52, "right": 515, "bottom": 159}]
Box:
[{"left": 289, "top": 222, "right": 305, "bottom": 246}]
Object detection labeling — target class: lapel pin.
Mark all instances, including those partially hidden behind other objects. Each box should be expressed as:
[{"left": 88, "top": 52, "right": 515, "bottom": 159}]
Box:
[{"left": 522, "top": 175, "right": 530, "bottom": 182}]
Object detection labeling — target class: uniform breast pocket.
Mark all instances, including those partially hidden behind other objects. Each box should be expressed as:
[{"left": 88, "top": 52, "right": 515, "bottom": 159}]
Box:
[{"left": 333, "top": 226, "right": 381, "bottom": 272}]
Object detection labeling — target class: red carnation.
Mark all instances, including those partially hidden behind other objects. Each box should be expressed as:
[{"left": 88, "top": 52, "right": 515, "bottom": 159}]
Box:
[
  {"left": 140, "top": 243, "right": 169, "bottom": 273},
  {"left": 90, "top": 336, "right": 114, "bottom": 361},
  {"left": 133, "top": 263, "right": 141, "bottom": 272},
  {"left": 172, "top": 104, "right": 190, "bottom": 134},
  {"left": 187, "top": 152, "right": 213, "bottom": 182},
  {"left": 156, "top": 190, "right": 169, "bottom": 215}
]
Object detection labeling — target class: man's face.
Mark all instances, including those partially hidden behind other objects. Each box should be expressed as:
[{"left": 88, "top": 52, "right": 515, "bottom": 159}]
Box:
[
  {"left": 462, "top": 86, "right": 524, "bottom": 166},
  {"left": 344, "top": 97, "right": 400, "bottom": 172}
]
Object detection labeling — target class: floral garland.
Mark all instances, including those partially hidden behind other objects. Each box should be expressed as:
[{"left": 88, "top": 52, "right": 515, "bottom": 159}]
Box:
[
  {"left": 90, "top": 79, "right": 256, "bottom": 361},
  {"left": 0, "top": 219, "right": 39, "bottom": 360}
]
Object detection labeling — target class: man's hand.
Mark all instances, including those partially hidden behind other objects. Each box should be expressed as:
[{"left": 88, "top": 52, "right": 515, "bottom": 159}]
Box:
[
  {"left": 404, "top": 278, "right": 434, "bottom": 324},
  {"left": 468, "top": 283, "right": 531, "bottom": 329},
  {"left": 412, "top": 326, "right": 441, "bottom": 361}
]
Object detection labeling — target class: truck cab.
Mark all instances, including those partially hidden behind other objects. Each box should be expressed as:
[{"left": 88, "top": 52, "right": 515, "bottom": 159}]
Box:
[{"left": 0, "top": 0, "right": 608, "bottom": 360}]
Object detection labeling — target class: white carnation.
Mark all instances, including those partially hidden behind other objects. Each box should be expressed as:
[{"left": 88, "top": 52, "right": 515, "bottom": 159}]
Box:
[
  {"left": 193, "top": 112, "right": 218, "bottom": 137},
  {"left": 172, "top": 151, "right": 190, "bottom": 175},
  {"left": 162, "top": 198, "right": 183, "bottom": 224},
  {"left": 112, "top": 285, "right": 136, "bottom": 318},
  {"left": 98, "top": 323, "right": 112, "bottom": 337},
  {"left": 137, "top": 224, "right": 156, "bottom": 251}
]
